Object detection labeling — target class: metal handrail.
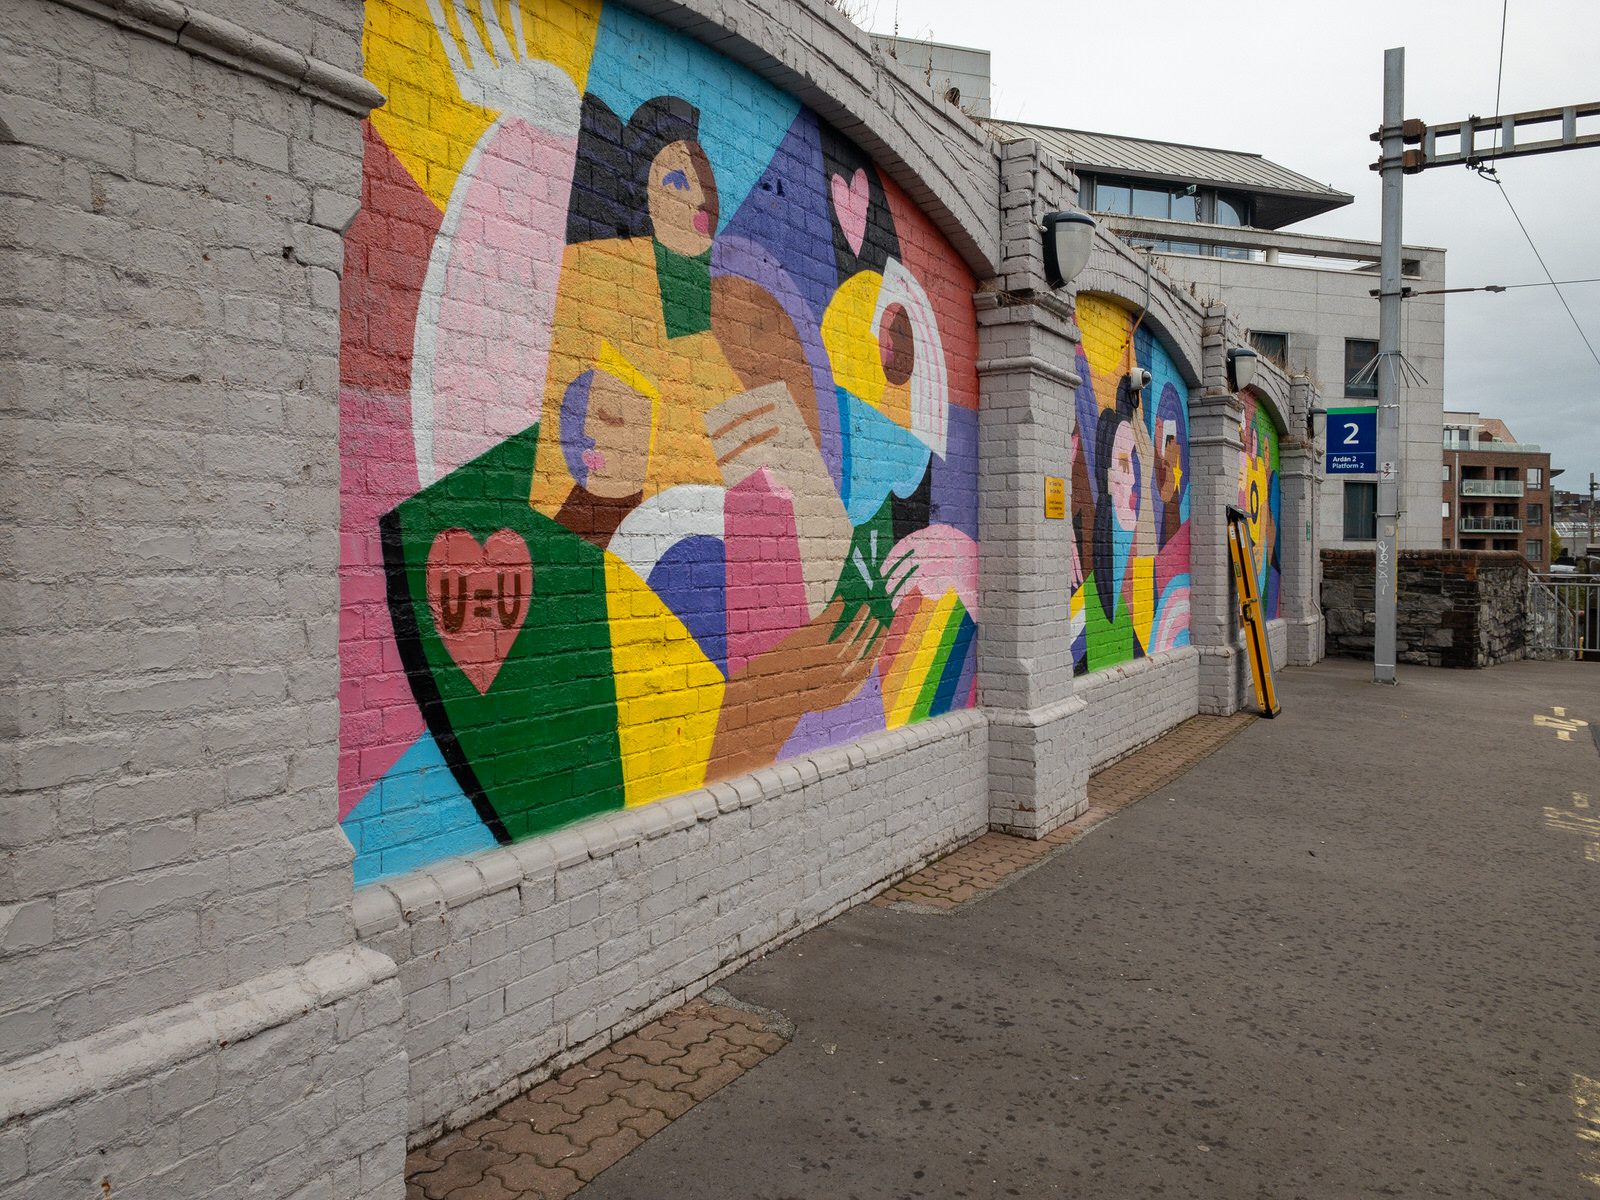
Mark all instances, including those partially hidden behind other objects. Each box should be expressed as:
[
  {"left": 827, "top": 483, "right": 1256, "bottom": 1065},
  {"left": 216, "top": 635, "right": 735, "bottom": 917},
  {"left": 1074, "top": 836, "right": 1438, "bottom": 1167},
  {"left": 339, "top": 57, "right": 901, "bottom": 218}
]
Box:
[
  {"left": 1459, "top": 479, "right": 1524, "bottom": 497},
  {"left": 1458, "top": 516, "right": 1523, "bottom": 532}
]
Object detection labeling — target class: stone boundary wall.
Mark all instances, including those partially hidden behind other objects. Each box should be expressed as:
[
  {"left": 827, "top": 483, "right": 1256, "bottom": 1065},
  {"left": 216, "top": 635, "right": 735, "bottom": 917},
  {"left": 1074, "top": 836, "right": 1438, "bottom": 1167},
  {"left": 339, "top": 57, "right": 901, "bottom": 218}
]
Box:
[
  {"left": 350, "top": 712, "right": 986, "bottom": 1141},
  {"left": 1321, "top": 550, "right": 1530, "bottom": 668}
]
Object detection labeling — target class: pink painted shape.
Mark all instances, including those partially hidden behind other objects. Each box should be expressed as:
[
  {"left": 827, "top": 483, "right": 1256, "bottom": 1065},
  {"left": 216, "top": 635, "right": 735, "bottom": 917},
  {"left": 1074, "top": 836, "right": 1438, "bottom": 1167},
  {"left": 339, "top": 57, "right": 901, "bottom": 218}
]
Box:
[
  {"left": 830, "top": 168, "right": 870, "bottom": 257},
  {"left": 424, "top": 118, "right": 577, "bottom": 480},
  {"left": 724, "top": 469, "right": 810, "bottom": 676},
  {"left": 426, "top": 528, "right": 533, "bottom": 694}
]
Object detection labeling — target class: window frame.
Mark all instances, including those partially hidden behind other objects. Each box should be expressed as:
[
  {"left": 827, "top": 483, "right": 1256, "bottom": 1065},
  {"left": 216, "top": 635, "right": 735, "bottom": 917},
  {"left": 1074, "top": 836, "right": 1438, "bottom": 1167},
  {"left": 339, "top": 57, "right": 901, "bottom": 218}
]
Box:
[
  {"left": 1344, "top": 338, "right": 1379, "bottom": 399},
  {"left": 1343, "top": 481, "right": 1378, "bottom": 541}
]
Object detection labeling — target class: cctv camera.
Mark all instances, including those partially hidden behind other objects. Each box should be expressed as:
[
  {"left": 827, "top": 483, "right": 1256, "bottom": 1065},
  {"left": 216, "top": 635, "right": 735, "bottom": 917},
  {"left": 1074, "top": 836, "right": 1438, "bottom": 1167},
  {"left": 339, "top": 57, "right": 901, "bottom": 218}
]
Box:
[{"left": 1125, "top": 368, "right": 1152, "bottom": 394}]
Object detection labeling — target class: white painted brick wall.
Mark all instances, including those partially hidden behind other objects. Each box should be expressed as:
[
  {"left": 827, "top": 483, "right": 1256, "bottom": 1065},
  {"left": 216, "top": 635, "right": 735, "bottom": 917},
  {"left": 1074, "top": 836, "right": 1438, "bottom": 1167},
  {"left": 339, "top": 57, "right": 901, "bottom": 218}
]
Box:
[
  {"left": 1074, "top": 649, "right": 1202, "bottom": 771},
  {"left": 354, "top": 713, "right": 988, "bottom": 1142}
]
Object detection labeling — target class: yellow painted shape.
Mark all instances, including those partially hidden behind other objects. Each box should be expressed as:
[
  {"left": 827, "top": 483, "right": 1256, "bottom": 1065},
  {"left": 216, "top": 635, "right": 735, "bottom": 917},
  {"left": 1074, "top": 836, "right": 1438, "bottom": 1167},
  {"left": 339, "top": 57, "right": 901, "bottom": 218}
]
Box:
[
  {"left": 364, "top": 0, "right": 601, "bottom": 211},
  {"left": 880, "top": 595, "right": 933, "bottom": 730},
  {"left": 822, "top": 271, "right": 887, "bottom": 410},
  {"left": 604, "top": 554, "right": 723, "bottom": 807},
  {"left": 886, "top": 591, "right": 957, "bottom": 730},
  {"left": 1075, "top": 294, "right": 1136, "bottom": 411},
  {"left": 1129, "top": 554, "right": 1154, "bottom": 652}
]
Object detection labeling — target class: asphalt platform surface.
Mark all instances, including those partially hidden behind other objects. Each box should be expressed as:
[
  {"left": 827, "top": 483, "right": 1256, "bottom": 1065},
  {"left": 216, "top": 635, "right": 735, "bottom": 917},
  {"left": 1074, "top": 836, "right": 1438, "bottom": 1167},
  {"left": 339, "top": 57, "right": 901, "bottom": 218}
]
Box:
[{"left": 583, "top": 659, "right": 1600, "bottom": 1199}]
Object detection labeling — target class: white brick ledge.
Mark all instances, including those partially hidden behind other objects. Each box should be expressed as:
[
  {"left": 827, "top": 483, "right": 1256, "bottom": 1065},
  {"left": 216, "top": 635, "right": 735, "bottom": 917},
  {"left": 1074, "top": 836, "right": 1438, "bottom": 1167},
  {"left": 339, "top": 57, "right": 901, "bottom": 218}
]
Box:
[
  {"left": 974, "top": 355, "right": 1082, "bottom": 388},
  {"left": 353, "top": 708, "right": 990, "bottom": 933},
  {"left": 986, "top": 693, "right": 1085, "bottom": 730},
  {"left": 53, "top": 0, "right": 386, "bottom": 115},
  {"left": 0, "top": 945, "right": 396, "bottom": 1122}
]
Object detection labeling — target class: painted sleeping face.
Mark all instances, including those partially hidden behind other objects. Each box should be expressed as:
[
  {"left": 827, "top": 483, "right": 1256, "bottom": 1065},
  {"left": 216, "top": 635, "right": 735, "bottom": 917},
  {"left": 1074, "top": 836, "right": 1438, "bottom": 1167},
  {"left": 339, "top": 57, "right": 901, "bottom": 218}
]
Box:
[
  {"left": 581, "top": 371, "right": 655, "bottom": 498},
  {"left": 647, "top": 140, "right": 718, "bottom": 257}
]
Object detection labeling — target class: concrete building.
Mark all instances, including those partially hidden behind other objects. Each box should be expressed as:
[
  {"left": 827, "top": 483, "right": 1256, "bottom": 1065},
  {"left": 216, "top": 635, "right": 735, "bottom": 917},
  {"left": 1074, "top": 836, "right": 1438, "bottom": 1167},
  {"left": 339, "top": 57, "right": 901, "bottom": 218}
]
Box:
[
  {"left": 984, "top": 119, "right": 1448, "bottom": 559},
  {"left": 1441, "top": 411, "right": 1556, "bottom": 569}
]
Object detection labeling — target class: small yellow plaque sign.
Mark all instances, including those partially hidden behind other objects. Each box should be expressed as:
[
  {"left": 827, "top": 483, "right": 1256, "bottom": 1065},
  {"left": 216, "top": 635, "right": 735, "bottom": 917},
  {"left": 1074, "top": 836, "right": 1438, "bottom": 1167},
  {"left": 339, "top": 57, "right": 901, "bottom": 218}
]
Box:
[{"left": 1044, "top": 476, "right": 1066, "bottom": 519}]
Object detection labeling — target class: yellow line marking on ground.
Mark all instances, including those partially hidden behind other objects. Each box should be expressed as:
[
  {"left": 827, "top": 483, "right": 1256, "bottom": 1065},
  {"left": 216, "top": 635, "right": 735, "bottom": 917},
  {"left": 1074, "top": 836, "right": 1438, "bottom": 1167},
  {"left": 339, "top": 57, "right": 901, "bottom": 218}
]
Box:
[{"left": 1573, "top": 1074, "right": 1600, "bottom": 1189}]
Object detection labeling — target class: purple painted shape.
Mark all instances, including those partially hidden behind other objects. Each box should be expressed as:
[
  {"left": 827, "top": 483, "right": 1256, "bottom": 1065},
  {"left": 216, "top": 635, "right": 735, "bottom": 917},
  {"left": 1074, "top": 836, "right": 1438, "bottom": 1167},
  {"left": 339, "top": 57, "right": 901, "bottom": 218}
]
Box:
[
  {"left": 712, "top": 235, "right": 840, "bottom": 483},
  {"left": 724, "top": 469, "right": 809, "bottom": 676},
  {"left": 929, "top": 402, "right": 978, "bottom": 539},
  {"left": 778, "top": 673, "right": 887, "bottom": 760}
]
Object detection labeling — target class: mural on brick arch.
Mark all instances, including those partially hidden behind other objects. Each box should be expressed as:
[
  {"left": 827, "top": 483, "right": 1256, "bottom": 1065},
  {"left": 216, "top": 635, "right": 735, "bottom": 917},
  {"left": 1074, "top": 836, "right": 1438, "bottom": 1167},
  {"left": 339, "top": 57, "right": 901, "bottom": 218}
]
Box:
[
  {"left": 1068, "top": 295, "right": 1192, "bottom": 674},
  {"left": 337, "top": 0, "right": 981, "bottom": 883},
  {"left": 1237, "top": 393, "right": 1282, "bottom": 621}
]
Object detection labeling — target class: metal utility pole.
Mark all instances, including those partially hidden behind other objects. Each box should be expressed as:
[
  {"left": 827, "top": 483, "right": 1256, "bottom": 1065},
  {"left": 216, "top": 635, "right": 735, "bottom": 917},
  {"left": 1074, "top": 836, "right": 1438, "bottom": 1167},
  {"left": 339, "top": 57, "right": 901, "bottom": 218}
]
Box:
[
  {"left": 1372, "top": 47, "right": 1405, "bottom": 684},
  {"left": 1589, "top": 471, "right": 1596, "bottom": 550},
  {"left": 1364, "top": 64, "right": 1599, "bottom": 681}
]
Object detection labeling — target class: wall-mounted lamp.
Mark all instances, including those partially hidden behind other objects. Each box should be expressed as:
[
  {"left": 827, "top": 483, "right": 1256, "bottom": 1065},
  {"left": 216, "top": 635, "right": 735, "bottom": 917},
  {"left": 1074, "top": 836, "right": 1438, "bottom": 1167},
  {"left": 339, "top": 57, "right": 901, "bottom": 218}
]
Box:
[
  {"left": 1041, "top": 211, "right": 1095, "bottom": 289},
  {"left": 1226, "top": 347, "right": 1260, "bottom": 392}
]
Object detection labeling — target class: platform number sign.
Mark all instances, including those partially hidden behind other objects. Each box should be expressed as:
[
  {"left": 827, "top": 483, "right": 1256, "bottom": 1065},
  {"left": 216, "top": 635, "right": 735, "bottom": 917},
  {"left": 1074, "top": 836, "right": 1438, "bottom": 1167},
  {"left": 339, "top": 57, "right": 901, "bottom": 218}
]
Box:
[{"left": 1326, "top": 406, "right": 1377, "bottom": 474}]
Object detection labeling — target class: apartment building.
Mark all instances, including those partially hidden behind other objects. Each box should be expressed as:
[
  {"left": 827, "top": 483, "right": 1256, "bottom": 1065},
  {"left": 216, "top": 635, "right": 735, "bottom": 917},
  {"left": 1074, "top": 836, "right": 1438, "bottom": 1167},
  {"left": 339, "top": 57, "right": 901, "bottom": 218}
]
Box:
[{"left": 1441, "top": 411, "right": 1556, "bottom": 569}]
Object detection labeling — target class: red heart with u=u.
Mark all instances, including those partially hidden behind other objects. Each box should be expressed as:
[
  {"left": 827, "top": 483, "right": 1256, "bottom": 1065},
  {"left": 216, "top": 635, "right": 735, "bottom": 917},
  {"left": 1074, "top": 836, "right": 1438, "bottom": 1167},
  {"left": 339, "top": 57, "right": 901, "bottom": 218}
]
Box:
[{"left": 426, "top": 528, "right": 533, "bottom": 695}]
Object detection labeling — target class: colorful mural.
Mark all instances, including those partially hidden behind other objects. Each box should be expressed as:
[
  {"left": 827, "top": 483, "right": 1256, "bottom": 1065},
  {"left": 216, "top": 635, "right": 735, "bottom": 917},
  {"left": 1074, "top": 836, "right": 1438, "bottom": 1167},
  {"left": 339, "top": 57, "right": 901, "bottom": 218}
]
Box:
[
  {"left": 339, "top": 0, "right": 981, "bottom": 882},
  {"left": 1069, "top": 296, "right": 1192, "bottom": 675},
  {"left": 1238, "top": 393, "right": 1282, "bottom": 621}
]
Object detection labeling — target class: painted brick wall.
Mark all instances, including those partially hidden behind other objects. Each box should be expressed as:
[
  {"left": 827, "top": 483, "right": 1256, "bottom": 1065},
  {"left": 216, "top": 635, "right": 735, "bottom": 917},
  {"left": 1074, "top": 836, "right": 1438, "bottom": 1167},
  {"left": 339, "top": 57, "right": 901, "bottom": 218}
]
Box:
[
  {"left": 355, "top": 711, "right": 986, "bottom": 1140},
  {"left": 339, "top": 0, "right": 985, "bottom": 884}
]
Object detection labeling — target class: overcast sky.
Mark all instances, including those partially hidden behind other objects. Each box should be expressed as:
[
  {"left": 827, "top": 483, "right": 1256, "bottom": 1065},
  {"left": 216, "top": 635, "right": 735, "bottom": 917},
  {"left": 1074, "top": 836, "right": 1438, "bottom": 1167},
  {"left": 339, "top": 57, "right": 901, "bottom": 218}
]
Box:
[{"left": 866, "top": 0, "right": 1600, "bottom": 497}]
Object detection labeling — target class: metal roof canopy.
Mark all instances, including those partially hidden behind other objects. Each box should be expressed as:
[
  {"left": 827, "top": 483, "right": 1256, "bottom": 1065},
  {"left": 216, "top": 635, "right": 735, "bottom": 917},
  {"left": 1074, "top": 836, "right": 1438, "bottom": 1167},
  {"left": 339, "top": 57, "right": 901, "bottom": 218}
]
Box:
[{"left": 987, "top": 119, "right": 1354, "bottom": 229}]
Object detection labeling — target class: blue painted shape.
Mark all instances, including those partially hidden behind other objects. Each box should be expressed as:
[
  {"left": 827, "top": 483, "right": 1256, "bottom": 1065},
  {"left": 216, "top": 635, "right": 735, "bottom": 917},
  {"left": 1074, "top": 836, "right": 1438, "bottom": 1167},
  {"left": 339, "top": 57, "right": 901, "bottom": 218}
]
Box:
[
  {"left": 586, "top": 4, "right": 800, "bottom": 235},
  {"left": 647, "top": 534, "right": 728, "bottom": 675},
  {"left": 837, "top": 389, "right": 932, "bottom": 525},
  {"left": 342, "top": 733, "right": 497, "bottom": 887},
  {"left": 931, "top": 613, "right": 977, "bottom": 716}
]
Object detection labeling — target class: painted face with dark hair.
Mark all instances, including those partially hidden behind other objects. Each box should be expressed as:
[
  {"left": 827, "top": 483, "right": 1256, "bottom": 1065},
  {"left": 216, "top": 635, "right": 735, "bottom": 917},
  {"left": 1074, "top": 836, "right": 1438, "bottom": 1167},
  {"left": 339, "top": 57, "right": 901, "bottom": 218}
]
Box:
[{"left": 647, "top": 140, "right": 717, "bottom": 257}]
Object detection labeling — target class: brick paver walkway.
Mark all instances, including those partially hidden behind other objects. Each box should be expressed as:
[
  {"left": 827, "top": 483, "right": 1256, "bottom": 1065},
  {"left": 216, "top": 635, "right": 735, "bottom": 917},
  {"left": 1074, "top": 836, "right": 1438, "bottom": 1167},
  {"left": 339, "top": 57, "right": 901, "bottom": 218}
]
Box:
[
  {"left": 405, "top": 996, "right": 788, "bottom": 1199},
  {"left": 406, "top": 711, "right": 1254, "bottom": 1197},
  {"left": 872, "top": 713, "right": 1256, "bottom": 909}
]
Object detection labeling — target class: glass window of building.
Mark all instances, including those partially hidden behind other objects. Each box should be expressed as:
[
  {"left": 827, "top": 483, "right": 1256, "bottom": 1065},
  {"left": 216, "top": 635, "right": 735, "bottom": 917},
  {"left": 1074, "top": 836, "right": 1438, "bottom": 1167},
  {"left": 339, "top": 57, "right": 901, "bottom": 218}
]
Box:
[
  {"left": 1527, "top": 540, "right": 1543, "bottom": 560},
  {"left": 1527, "top": 503, "right": 1543, "bottom": 524},
  {"left": 1215, "top": 193, "right": 1248, "bottom": 225},
  {"left": 1442, "top": 501, "right": 1451, "bottom": 518},
  {"left": 1170, "top": 189, "right": 1198, "bottom": 222},
  {"left": 1344, "top": 338, "right": 1379, "bottom": 399},
  {"left": 1344, "top": 481, "right": 1378, "bottom": 540},
  {"left": 1131, "top": 186, "right": 1170, "bottom": 218},
  {"left": 1527, "top": 466, "right": 1543, "bottom": 489},
  {"left": 1094, "top": 181, "right": 1131, "bottom": 214},
  {"left": 1249, "top": 331, "right": 1288, "bottom": 367},
  {"left": 1442, "top": 463, "right": 1451, "bottom": 481}
]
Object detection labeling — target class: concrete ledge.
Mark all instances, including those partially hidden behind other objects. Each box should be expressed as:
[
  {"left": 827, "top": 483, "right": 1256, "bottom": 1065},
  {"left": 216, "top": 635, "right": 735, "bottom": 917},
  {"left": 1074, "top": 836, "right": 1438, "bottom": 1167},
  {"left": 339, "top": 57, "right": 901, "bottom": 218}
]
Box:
[
  {"left": 54, "top": 0, "right": 386, "bottom": 114},
  {"left": 0, "top": 944, "right": 397, "bottom": 1122}
]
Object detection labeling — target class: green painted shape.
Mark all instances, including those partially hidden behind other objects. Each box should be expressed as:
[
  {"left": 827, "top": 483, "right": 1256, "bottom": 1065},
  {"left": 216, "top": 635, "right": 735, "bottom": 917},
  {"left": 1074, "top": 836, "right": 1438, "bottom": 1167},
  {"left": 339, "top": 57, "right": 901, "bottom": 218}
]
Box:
[
  {"left": 387, "top": 425, "right": 625, "bottom": 841},
  {"left": 831, "top": 498, "right": 897, "bottom": 634},
  {"left": 1082, "top": 571, "right": 1134, "bottom": 673},
  {"left": 911, "top": 597, "right": 966, "bottom": 723},
  {"left": 654, "top": 242, "right": 713, "bottom": 339}
]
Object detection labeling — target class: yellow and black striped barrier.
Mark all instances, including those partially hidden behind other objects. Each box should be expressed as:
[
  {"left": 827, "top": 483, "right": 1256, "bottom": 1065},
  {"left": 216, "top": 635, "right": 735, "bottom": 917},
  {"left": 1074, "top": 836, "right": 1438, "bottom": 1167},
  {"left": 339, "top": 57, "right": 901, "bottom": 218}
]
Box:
[{"left": 1227, "top": 507, "right": 1281, "bottom": 718}]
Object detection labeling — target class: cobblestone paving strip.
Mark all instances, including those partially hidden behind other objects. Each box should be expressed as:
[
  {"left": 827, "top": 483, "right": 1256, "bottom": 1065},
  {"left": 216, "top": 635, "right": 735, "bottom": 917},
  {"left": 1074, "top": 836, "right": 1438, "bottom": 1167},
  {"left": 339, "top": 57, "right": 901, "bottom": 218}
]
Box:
[
  {"left": 872, "top": 713, "right": 1257, "bottom": 910},
  {"left": 405, "top": 995, "right": 789, "bottom": 1199}
]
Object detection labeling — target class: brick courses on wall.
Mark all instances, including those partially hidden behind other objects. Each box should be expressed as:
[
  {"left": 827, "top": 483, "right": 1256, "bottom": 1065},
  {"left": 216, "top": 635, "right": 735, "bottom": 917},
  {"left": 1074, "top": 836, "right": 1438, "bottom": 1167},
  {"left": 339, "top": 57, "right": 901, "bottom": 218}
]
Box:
[
  {"left": 354, "top": 711, "right": 986, "bottom": 1141},
  {"left": 1, "top": 0, "right": 1324, "bottom": 1191},
  {"left": 1321, "top": 549, "right": 1530, "bottom": 668}
]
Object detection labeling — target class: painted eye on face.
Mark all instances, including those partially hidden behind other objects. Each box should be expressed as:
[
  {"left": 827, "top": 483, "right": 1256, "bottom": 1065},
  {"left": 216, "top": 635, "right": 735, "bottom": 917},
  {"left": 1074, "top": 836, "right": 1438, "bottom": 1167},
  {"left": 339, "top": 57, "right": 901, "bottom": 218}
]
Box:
[{"left": 662, "top": 169, "right": 690, "bottom": 190}]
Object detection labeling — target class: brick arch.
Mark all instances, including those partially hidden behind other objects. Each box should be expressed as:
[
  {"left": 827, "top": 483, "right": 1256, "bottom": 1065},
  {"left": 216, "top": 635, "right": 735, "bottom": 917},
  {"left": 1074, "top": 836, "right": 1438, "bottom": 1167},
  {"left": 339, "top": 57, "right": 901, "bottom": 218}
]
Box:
[{"left": 1072, "top": 238, "right": 1205, "bottom": 389}]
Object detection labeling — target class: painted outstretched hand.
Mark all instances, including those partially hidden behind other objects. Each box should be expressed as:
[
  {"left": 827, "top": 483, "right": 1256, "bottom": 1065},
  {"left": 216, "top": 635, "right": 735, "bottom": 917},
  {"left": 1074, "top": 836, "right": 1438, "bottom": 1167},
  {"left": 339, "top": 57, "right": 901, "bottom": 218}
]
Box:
[
  {"left": 709, "top": 599, "right": 884, "bottom": 779},
  {"left": 424, "top": 0, "right": 581, "bottom": 133}
]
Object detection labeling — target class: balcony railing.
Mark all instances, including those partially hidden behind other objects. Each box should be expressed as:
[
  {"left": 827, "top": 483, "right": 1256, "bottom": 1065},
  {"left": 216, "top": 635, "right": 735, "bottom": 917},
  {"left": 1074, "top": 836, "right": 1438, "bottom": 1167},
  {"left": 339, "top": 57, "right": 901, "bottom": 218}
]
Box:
[
  {"left": 1458, "top": 516, "right": 1524, "bottom": 533},
  {"left": 1460, "top": 479, "right": 1525, "bottom": 497},
  {"left": 1443, "top": 439, "right": 1545, "bottom": 454}
]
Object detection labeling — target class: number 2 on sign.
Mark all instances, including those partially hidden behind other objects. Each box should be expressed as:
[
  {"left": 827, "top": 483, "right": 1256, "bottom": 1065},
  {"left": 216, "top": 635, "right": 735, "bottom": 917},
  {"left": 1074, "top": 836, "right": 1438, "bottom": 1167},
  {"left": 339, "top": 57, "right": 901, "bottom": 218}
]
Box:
[{"left": 1343, "top": 422, "right": 1360, "bottom": 445}]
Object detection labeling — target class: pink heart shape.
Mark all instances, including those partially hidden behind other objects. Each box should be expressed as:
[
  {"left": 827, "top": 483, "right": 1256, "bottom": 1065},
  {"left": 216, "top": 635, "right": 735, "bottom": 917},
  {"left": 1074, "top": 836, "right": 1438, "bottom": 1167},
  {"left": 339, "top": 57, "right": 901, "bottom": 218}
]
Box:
[
  {"left": 426, "top": 528, "right": 533, "bottom": 695},
  {"left": 830, "top": 168, "right": 870, "bottom": 257}
]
